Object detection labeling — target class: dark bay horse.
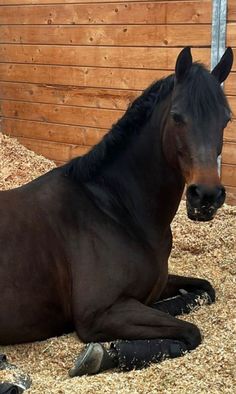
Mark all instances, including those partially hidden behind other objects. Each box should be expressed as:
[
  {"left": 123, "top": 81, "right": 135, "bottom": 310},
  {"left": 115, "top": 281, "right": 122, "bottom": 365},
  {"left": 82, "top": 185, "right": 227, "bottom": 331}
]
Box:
[{"left": 0, "top": 47, "right": 233, "bottom": 379}]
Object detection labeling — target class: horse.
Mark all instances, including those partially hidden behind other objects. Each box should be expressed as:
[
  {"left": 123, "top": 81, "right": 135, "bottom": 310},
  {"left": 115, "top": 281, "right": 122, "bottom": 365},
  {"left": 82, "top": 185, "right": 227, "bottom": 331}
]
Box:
[{"left": 0, "top": 47, "right": 233, "bottom": 382}]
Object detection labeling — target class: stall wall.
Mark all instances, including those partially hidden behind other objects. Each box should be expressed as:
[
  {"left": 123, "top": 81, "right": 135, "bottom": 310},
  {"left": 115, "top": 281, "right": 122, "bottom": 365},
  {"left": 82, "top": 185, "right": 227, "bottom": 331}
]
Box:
[{"left": 223, "top": 0, "right": 236, "bottom": 204}]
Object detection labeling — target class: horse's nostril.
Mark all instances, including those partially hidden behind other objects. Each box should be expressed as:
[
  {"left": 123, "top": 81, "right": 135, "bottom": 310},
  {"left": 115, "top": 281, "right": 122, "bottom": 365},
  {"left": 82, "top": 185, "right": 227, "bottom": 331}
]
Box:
[
  {"left": 187, "top": 184, "right": 226, "bottom": 208},
  {"left": 217, "top": 186, "right": 225, "bottom": 200},
  {"left": 187, "top": 184, "right": 201, "bottom": 201},
  {"left": 215, "top": 186, "right": 226, "bottom": 206}
]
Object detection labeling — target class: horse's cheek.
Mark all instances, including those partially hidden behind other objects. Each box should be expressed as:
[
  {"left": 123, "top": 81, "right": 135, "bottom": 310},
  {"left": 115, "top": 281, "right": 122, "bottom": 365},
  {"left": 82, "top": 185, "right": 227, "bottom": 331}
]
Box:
[{"left": 162, "top": 128, "right": 178, "bottom": 168}]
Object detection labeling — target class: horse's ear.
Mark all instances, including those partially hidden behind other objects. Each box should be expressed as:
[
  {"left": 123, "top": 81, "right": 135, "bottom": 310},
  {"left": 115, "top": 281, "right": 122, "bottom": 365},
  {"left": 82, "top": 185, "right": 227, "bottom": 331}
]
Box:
[
  {"left": 175, "top": 47, "right": 192, "bottom": 83},
  {"left": 211, "top": 47, "right": 234, "bottom": 83}
]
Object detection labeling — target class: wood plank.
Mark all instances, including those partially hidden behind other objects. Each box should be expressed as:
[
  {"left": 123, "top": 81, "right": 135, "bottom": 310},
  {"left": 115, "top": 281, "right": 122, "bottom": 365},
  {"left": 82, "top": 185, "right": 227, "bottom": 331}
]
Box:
[
  {"left": 16, "top": 137, "right": 90, "bottom": 162},
  {"left": 0, "top": 0, "right": 191, "bottom": 4},
  {"left": 224, "top": 73, "right": 236, "bottom": 96},
  {"left": 224, "top": 120, "right": 236, "bottom": 142},
  {"left": 226, "top": 23, "right": 236, "bottom": 46},
  {"left": 222, "top": 142, "right": 236, "bottom": 166},
  {"left": 231, "top": 49, "right": 236, "bottom": 71},
  {"left": 228, "top": 0, "right": 236, "bottom": 22},
  {"left": 0, "top": 81, "right": 138, "bottom": 110},
  {"left": 1, "top": 74, "right": 230, "bottom": 113},
  {"left": 227, "top": 95, "right": 236, "bottom": 115},
  {"left": 221, "top": 164, "right": 236, "bottom": 187},
  {"left": 225, "top": 186, "right": 236, "bottom": 205},
  {"left": 0, "top": 100, "right": 123, "bottom": 128},
  {"left": 2, "top": 117, "right": 106, "bottom": 146},
  {"left": 0, "top": 2, "right": 212, "bottom": 25},
  {"left": 0, "top": 45, "right": 210, "bottom": 70},
  {"left": 0, "top": 63, "right": 169, "bottom": 90},
  {"left": 0, "top": 24, "right": 212, "bottom": 47}
]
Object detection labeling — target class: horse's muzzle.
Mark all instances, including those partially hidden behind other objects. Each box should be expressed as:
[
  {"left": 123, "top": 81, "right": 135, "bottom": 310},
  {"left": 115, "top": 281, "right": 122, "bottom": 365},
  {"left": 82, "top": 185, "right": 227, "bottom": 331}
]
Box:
[{"left": 186, "top": 184, "right": 226, "bottom": 221}]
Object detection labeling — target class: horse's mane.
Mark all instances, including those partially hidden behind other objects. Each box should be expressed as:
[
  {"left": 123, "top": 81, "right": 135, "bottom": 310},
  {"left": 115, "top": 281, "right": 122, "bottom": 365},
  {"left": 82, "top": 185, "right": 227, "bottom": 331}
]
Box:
[
  {"left": 63, "top": 74, "right": 175, "bottom": 182},
  {"left": 63, "top": 63, "right": 230, "bottom": 183},
  {"left": 182, "top": 63, "right": 231, "bottom": 119}
]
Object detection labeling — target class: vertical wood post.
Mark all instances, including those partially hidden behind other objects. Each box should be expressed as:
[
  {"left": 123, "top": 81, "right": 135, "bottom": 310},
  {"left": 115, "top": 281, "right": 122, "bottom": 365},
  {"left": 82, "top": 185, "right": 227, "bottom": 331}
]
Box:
[{"left": 211, "top": 0, "right": 228, "bottom": 175}]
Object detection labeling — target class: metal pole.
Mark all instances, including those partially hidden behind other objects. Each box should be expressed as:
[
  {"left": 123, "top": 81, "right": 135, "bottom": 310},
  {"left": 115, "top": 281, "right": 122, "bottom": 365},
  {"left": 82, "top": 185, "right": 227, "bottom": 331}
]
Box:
[{"left": 211, "top": 0, "right": 228, "bottom": 175}]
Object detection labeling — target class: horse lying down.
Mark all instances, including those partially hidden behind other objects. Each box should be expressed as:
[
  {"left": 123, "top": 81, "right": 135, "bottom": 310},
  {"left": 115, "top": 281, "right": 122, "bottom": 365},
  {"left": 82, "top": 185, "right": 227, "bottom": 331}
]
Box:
[{"left": 0, "top": 47, "right": 233, "bottom": 391}]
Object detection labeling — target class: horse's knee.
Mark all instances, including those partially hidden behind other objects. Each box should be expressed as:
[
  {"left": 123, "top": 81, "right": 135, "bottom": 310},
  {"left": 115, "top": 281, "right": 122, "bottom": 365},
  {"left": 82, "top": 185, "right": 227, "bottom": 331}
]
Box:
[
  {"left": 183, "top": 323, "right": 202, "bottom": 350},
  {"left": 74, "top": 319, "right": 97, "bottom": 343},
  {"left": 74, "top": 312, "right": 105, "bottom": 343},
  {"left": 74, "top": 305, "right": 122, "bottom": 343},
  {"left": 77, "top": 328, "right": 95, "bottom": 343}
]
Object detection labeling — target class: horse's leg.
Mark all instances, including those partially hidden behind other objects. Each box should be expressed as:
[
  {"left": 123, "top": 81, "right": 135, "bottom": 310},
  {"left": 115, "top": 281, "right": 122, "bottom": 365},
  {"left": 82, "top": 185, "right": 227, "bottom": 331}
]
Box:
[
  {"left": 70, "top": 297, "right": 201, "bottom": 376},
  {"left": 160, "top": 274, "right": 215, "bottom": 302},
  {"left": 152, "top": 288, "right": 212, "bottom": 317},
  {"left": 151, "top": 274, "right": 215, "bottom": 317}
]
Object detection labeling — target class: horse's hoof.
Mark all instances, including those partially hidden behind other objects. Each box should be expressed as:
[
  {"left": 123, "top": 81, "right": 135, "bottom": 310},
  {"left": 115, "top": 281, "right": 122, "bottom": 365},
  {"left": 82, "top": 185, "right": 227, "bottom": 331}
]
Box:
[
  {"left": 192, "top": 289, "right": 214, "bottom": 305},
  {"left": 69, "top": 343, "right": 105, "bottom": 377},
  {"left": 69, "top": 343, "right": 117, "bottom": 377},
  {"left": 0, "top": 383, "right": 20, "bottom": 394}
]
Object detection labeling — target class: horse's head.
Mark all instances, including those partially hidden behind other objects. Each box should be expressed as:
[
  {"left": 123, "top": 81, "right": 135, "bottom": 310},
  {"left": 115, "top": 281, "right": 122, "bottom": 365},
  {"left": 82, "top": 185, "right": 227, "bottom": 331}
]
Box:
[{"left": 163, "top": 47, "right": 233, "bottom": 221}]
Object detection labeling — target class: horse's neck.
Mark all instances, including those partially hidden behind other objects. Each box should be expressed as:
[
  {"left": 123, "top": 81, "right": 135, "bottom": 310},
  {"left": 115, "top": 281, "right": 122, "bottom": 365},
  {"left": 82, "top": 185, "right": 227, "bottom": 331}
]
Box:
[
  {"left": 115, "top": 124, "right": 184, "bottom": 227},
  {"left": 87, "top": 115, "right": 185, "bottom": 243}
]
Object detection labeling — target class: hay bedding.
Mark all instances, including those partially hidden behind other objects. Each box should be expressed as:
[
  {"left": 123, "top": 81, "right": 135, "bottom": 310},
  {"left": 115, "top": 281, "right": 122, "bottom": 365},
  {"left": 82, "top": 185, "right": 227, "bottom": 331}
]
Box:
[{"left": 0, "top": 132, "right": 235, "bottom": 393}]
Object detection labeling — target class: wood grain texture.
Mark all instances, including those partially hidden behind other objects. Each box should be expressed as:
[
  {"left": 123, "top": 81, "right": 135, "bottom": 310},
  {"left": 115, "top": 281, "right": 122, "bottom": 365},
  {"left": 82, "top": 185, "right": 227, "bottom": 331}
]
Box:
[
  {"left": 227, "top": 95, "right": 236, "bottom": 115},
  {"left": 0, "top": 63, "right": 169, "bottom": 90},
  {"left": 0, "top": 81, "right": 137, "bottom": 109},
  {"left": 225, "top": 0, "right": 236, "bottom": 200},
  {"left": 0, "top": 0, "right": 124, "bottom": 3},
  {"left": 226, "top": 23, "right": 236, "bottom": 46},
  {"left": 2, "top": 117, "right": 106, "bottom": 145},
  {"left": 0, "top": 25, "right": 212, "bottom": 47},
  {"left": 0, "top": 0, "right": 192, "bottom": 4},
  {"left": 221, "top": 164, "right": 236, "bottom": 187},
  {"left": 224, "top": 73, "right": 236, "bottom": 96},
  {"left": 0, "top": 2, "right": 212, "bottom": 25},
  {"left": 222, "top": 142, "right": 236, "bottom": 166},
  {"left": 3, "top": 0, "right": 155, "bottom": 4},
  {"left": 16, "top": 136, "right": 90, "bottom": 161},
  {"left": 228, "top": 0, "right": 236, "bottom": 22},
  {"left": 224, "top": 121, "right": 236, "bottom": 143},
  {"left": 0, "top": 45, "right": 210, "bottom": 69},
  {"left": 1, "top": 100, "right": 123, "bottom": 128},
  {"left": 225, "top": 186, "right": 236, "bottom": 205}
]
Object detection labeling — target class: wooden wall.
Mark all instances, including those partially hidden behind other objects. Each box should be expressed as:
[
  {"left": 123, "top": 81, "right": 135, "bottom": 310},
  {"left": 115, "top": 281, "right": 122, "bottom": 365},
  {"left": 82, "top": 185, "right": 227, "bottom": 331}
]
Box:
[
  {"left": 223, "top": 0, "right": 236, "bottom": 204},
  {"left": 0, "top": 0, "right": 235, "bottom": 204}
]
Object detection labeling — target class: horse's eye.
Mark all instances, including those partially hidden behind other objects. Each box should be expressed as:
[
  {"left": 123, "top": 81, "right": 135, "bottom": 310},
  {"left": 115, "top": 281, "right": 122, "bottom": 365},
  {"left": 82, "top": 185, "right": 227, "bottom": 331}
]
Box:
[{"left": 171, "top": 112, "right": 184, "bottom": 126}]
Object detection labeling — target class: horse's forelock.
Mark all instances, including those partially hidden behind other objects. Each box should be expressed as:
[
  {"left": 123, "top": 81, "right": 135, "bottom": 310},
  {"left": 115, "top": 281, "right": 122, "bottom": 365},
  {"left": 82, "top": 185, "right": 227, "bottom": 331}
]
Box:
[{"left": 182, "top": 63, "right": 231, "bottom": 120}]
